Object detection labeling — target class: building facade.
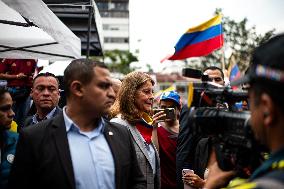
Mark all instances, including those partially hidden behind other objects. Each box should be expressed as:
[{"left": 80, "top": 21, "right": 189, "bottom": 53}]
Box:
[{"left": 96, "top": 0, "right": 129, "bottom": 51}]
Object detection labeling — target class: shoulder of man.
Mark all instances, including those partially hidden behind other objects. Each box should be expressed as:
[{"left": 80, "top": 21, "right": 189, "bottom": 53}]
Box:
[
  {"left": 23, "top": 115, "right": 33, "bottom": 128},
  {"left": 227, "top": 170, "right": 284, "bottom": 189},
  {"left": 23, "top": 107, "right": 62, "bottom": 128},
  {"left": 110, "top": 117, "right": 129, "bottom": 127},
  {"left": 253, "top": 169, "right": 284, "bottom": 189},
  {"left": 105, "top": 118, "right": 129, "bottom": 133},
  {"left": 54, "top": 106, "right": 63, "bottom": 115},
  {"left": 20, "top": 115, "right": 62, "bottom": 141}
]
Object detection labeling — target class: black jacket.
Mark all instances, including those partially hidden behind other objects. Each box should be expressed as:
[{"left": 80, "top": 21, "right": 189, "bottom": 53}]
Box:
[
  {"left": 22, "top": 106, "right": 62, "bottom": 128},
  {"left": 193, "top": 137, "right": 211, "bottom": 179},
  {"left": 8, "top": 112, "right": 146, "bottom": 189},
  {"left": 176, "top": 105, "right": 204, "bottom": 189}
]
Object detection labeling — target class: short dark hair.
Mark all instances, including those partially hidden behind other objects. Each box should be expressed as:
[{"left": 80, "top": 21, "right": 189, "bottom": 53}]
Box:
[
  {"left": 63, "top": 59, "right": 108, "bottom": 97},
  {"left": 203, "top": 66, "right": 224, "bottom": 80},
  {"left": 33, "top": 72, "right": 59, "bottom": 87},
  {"left": 250, "top": 33, "right": 284, "bottom": 113}
]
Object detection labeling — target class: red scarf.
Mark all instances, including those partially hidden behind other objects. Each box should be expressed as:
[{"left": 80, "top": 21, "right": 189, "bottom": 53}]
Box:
[
  {"left": 136, "top": 122, "right": 153, "bottom": 144},
  {"left": 135, "top": 113, "right": 153, "bottom": 144}
]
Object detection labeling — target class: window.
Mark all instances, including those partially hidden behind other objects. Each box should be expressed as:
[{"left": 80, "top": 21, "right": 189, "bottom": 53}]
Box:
[
  {"left": 99, "top": 11, "right": 129, "bottom": 18},
  {"left": 104, "top": 37, "right": 129, "bottom": 43},
  {"left": 103, "top": 24, "right": 128, "bottom": 31}
]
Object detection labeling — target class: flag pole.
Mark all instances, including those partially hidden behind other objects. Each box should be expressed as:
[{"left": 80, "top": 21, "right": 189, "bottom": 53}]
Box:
[
  {"left": 221, "top": 47, "right": 226, "bottom": 70},
  {"left": 219, "top": 13, "right": 225, "bottom": 70},
  {"left": 219, "top": 14, "right": 226, "bottom": 74}
]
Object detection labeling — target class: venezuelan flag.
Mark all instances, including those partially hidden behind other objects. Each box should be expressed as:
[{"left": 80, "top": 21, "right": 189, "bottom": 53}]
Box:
[
  {"left": 229, "top": 63, "right": 241, "bottom": 82},
  {"left": 168, "top": 14, "right": 223, "bottom": 60}
]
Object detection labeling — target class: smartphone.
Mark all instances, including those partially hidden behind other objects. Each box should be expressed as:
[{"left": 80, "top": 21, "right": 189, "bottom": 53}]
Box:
[
  {"left": 182, "top": 169, "right": 195, "bottom": 189},
  {"left": 182, "top": 168, "right": 194, "bottom": 176},
  {"left": 153, "top": 108, "right": 175, "bottom": 120},
  {"left": 164, "top": 108, "right": 175, "bottom": 120}
]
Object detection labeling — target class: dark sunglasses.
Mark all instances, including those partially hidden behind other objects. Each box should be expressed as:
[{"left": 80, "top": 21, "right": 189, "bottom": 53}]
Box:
[{"left": 0, "top": 104, "right": 12, "bottom": 112}]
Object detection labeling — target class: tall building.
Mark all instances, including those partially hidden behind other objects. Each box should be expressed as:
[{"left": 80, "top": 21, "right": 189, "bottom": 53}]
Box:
[{"left": 96, "top": 0, "right": 129, "bottom": 51}]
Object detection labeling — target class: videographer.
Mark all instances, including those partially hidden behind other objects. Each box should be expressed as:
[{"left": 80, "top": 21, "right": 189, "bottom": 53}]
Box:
[
  {"left": 176, "top": 66, "right": 225, "bottom": 189},
  {"left": 183, "top": 66, "right": 228, "bottom": 188},
  {"left": 205, "top": 33, "right": 284, "bottom": 189},
  {"left": 203, "top": 66, "right": 225, "bottom": 86}
]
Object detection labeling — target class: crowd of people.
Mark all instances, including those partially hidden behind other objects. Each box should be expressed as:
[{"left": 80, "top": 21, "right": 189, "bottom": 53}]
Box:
[{"left": 0, "top": 33, "right": 284, "bottom": 189}]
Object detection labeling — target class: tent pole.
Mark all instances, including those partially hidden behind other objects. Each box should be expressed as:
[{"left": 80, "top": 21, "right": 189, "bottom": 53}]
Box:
[
  {"left": 0, "top": 45, "right": 75, "bottom": 59},
  {"left": 86, "top": 0, "right": 93, "bottom": 58},
  {"left": 0, "top": 19, "right": 31, "bottom": 27},
  {"left": 0, "top": 42, "right": 57, "bottom": 52}
]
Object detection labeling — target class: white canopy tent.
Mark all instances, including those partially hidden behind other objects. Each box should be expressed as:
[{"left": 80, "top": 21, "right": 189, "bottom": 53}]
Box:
[
  {"left": 0, "top": 0, "right": 81, "bottom": 61},
  {"left": 40, "top": 60, "right": 71, "bottom": 76}
]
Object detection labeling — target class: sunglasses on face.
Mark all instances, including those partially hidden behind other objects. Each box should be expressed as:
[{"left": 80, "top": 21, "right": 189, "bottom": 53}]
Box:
[{"left": 0, "top": 104, "right": 12, "bottom": 112}]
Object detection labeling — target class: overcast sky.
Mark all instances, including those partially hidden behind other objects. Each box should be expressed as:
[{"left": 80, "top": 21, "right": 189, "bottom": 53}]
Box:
[{"left": 129, "top": 0, "right": 284, "bottom": 72}]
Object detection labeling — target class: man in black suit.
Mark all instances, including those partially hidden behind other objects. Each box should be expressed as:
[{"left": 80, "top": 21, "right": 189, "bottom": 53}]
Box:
[
  {"left": 8, "top": 59, "right": 146, "bottom": 189},
  {"left": 23, "top": 72, "right": 62, "bottom": 128}
]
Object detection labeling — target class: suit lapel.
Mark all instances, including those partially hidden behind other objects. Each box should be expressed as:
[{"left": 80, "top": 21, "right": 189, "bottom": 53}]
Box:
[
  {"left": 128, "top": 124, "right": 153, "bottom": 166},
  {"left": 51, "top": 113, "right": 76, "bottom": 189},
  {"left": 110, "top": 118, "right": 156, "bottom": 170},
  {"left": 103, "top": 122, "right": 120, "bottom": 188}
]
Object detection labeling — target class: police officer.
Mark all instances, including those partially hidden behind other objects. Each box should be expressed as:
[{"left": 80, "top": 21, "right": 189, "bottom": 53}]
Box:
[{"left": 205, "top": 33, "right": 284, "bottom": 189}]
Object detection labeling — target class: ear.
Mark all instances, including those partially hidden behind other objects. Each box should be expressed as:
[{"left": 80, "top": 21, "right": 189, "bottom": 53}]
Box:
[
  {"left": 30, "top": 89, "right": 34, "bottom": 97},
  {"left": 260, "top": 93, "right": 275, "bottom": 127},
  {"left": 69, "top": 81, "right": 84, "bottom": 98},
  {"left": 57, "top": 88, "right": 61, "bottom": 97}
]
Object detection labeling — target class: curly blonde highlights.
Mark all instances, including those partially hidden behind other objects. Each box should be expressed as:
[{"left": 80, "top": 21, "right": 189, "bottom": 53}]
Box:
[{"left": 110, "top": 71, "right": 154, "bottom": 123}]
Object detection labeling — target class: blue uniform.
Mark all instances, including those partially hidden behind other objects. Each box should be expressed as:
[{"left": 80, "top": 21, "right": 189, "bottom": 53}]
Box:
[
  {"left": 228, "top": 148, "right": 284, "bottom": 189},
  {"left": 0, "top": 130, "right": 18, "bottom": 189}
]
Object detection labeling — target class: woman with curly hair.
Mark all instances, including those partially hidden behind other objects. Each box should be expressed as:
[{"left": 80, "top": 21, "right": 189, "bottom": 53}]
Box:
[{"left": 110, "top": 71, "right": 160, "bottom": 189}]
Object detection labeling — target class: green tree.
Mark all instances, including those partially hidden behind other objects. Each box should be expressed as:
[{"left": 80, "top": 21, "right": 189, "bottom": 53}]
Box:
[
  {"left": 103, "top": 50, "right": 138, "bottom": 74},
  {"left": 146, "top": 64, "right": 154, "bottom": 73},
  {"left": 198, "top": 9, "right": 274, "bottom": 72}
]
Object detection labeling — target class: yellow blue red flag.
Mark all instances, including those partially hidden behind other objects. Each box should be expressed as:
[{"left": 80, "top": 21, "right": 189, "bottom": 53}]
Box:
[
  {"left": 228, "top": 63, "right": 241, "bottom": 82},
  {"left": 166, "top": 14, "right": 223, "bottom": 61}
]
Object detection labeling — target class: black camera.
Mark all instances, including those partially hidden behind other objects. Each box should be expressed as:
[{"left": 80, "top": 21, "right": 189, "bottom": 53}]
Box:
[
  {"left": 181, "top": 68, "right": 265, "bottom": 177},
  {"left": 182, "top": 67, "right": 248, "bottom": 109},
  {"left": 182, "top": 67, "right": 216, "bottom": 82},
  {"left": 188, "top": 81, "right": 248, "bottom": 109},
  {"left": 189, "top": 107, "right": 265, "bottom": 175}
]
